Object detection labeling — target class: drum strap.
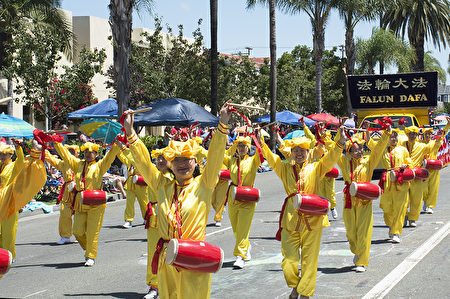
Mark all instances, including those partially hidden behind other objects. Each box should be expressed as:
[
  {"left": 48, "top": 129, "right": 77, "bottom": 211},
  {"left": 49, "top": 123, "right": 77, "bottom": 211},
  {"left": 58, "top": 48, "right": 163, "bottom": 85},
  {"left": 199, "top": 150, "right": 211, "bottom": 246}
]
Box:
[
  {"left": 343, "top": 160, "right": 353, "bottom": 209},
  {"left": 71, "top": 162, "right": 87, "bottom": 212},
  {"left": 57, "top": 170, "right": 74, "bottom": 205},
  {"left": 152, "top": 238, "right": 169, "bottom": 274},
  {"left": 224, "top": 182, "right": 237, "bottom": 206},
  {"left": 172, "top": 184, "right": 183, "bottom": 238},
  {"left": 237, "top": 157, "right": 242, "bottom": 186}
]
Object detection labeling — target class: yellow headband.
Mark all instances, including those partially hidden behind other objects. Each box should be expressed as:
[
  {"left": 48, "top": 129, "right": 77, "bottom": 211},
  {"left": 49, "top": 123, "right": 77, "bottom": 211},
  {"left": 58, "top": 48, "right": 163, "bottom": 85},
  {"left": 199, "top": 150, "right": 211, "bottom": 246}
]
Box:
[
  {"left": 346, "top": 137, "right": 365, "bottom": 152},
  {"left": 151, "top": 148, "right": 165, "bottom": 159},
  {"left": 0, "top": 144, "right": 14, "bottom": 155},
  {"left": 193, "top": 137, "right": 203, "bottom": 145},
  {"left": 233, "top": 136, "right": 252, "bottom": 147},
  {"left": 422, "top": 128, "right": 433, "bottom": 133},
  {"left": 80, "top": 142, "right": 100, "bottom": 153},
  {"left": 163, "top": 139, "right": 200, "bottom": 162},
  {"left": 284, "top": 137, "right": 311, "bottom": 150},
  {"left": 404, "top": 126, "right": 419, "bottom": 134},
  {"left": 64, "top": 144, "right": 80, "bottom": 153}
]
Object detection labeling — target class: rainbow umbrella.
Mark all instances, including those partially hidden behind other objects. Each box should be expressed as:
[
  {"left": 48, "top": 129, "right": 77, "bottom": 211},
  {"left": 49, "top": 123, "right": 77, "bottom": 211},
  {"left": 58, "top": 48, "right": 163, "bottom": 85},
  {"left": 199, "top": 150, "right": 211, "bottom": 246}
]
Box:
[
  {"left": 0, "top": 113, "right": 35, "bottom": 138},
  {"left": 80, "top": 118, "right": 122, "bottom": 144}
]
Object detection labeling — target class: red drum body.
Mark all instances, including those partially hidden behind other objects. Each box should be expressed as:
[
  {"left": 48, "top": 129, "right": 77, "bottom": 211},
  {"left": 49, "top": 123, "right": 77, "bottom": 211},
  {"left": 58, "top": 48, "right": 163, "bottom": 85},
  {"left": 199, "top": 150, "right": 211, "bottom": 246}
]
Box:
[
  {"left": 325, "top": 167, "right": 339, "bottom": 178},
  {"left": 349, "top": 182, "right": 381, "bottom": 201},
  {"left": 80, "top": 190, "right": 107, "bottom": 205},
  {"left": 423, "top": 159, "right": 443, "bottom": 170},
  {"left": 389, "top": 168, "right": 415, "bottom": 183},
  {"left": 133, "top": 175, "right": 148, "bottom": 186},
  {"left": 165, "top": 239, "right": 224, "bottom": 273},
  {"left": 218, "top": 169, "right": 231, "bottom": 181},
  {"left": 413, "top": 168, "right": 429, "bottom": 180},
  {"left": 68, "top": 181, "right": 76, "bottom": 192},
  {"left": 0, "top": 248, "right": 12, "bottom": 275},
  {"left": 292, "top": 194, "right": 330, "bottom": 215},
  {"left": 232, "top": 186, "right": 260, "bottom": 203}
]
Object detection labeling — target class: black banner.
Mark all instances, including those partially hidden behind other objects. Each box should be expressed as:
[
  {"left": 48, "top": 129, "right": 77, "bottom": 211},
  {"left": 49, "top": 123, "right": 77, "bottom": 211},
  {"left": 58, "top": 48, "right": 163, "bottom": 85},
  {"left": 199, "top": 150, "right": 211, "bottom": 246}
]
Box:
[{"left": 347, "top": 72, "right": 438, "bottom": 109}]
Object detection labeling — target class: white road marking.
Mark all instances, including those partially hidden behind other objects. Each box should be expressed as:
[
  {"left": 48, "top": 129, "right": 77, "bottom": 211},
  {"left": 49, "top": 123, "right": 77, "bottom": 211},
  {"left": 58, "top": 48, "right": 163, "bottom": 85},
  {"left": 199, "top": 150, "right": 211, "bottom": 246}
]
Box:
[
  {"left": 206, "top": 226, "right": 232, "bottom": 237},
  {"left": 24, "top": 290, "right": 47, "bottom": 297},
  {"left": 362, "top": 220, "right": 450, "bottom": 299}
]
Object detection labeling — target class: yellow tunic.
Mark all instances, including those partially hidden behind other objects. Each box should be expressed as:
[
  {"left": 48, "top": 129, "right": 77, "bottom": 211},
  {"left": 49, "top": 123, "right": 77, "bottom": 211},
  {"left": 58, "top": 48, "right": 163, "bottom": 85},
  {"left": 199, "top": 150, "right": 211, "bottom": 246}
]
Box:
[{"left": 128, "top": 123, "right": 227, "bottom": 299}]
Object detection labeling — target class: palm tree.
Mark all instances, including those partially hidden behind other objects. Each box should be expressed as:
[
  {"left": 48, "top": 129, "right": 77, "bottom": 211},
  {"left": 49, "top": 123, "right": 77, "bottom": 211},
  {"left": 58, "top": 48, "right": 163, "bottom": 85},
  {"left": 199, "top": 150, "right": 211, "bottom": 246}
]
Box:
[
  {"left": 0, "top": 0, "right": 73, "bottom": 115},
  {"left": 109, "top": 0, "right": 153, "bottom": 119},
  {"left": 210, "top": 0, "right": 218, "bottom": 116},
  {"left": 423, "top": 51, "right": 446, "bottom": 84},
  {"left": 247, "top": 0, "right": 277, "bottom": 148},
  {"left": 278, "top": 0, "right": 334, "bottom": 113},
  {"left": 382, "top": 0, "right": 450, "bottom": 72},
  {"left": 355, "top": 27, "right": 414, "bottom": 74}
]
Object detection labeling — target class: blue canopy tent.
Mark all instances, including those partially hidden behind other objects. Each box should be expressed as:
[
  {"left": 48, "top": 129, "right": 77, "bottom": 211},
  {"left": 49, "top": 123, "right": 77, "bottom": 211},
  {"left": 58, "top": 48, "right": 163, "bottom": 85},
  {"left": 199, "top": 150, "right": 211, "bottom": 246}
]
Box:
[
  {"left": 67, "top": 98, "right": 118, "bottom": 119},
  {"left": 134, "top": 98, "right": 219, "bottom": 127},
  {"left": 254, "top": 110, "right": 316, "bottom": 126}
]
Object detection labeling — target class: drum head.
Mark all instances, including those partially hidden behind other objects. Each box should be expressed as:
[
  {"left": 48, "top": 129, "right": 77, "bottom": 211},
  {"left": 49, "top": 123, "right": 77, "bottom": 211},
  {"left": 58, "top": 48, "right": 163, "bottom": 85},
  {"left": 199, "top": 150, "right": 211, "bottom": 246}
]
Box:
[
  {"left": 165, "top": 239, "right": 179, "bottom": 265},
  {"left": 292, "top": 194, "right": 301, "bottom": 210},
  {"left": 215, "top": 248, "right": 225, "bottom": 273},
  {"left": 349, "top": 182, "right": 357, "bottom": 196},
  {"left": 133, "top": 175, "right": 138, "bottom": 184}
]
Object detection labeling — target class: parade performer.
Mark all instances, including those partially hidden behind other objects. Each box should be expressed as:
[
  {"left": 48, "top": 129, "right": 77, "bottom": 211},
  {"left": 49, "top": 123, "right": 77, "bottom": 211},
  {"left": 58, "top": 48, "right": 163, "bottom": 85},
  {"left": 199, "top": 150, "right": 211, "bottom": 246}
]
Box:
[
  {"left": 303, "top": 122, "right": 339, "bottom": 219},
  {"left": 122, "top": 101, "right": 231, "bottom": 299},
  {"left": 45, "top": 144, "right": 79, "bottom": 244},
  {"left": 0, "top": 140, "right": 46, "bottom": 257},
  {"left": 261, "top": 127, "right": 346, "bottom": 299},
  {"left": 378, "top": 129, "right": 412, "bottom": 243},
  {"left": 339, "top": 123, "right": 391, "bottom": 273},
  {"left": 399, "top": 123, "right": 449, "bottom": 226},
  {"left": 421, "top": 120, "right": 450, "bottom": 214},
  {"left": 211, "top": 165, "right": 229, "bottom": 227},
  {"left": 54, "top": 141, "right": 119, "bottom": 266},
  {"left": 223, "top": 134, "right": 262, "bottom": 269},
  {"left": 118, "top": 148, "right": 149, "bottom": 229},
  {"left": 143, "top": 148, "right": 171, "bottom": 299}
]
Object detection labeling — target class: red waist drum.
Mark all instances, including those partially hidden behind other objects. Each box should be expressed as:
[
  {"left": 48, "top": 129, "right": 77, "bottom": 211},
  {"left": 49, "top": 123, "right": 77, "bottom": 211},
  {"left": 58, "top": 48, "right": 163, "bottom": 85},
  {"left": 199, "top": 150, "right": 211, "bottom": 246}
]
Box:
[
  {"left": 325, "top": 167, "right": 339, "bottom": 178},
  {"left": 422, "top": 159, "right": 443, "bottom": 170},
  {"left": 389, "top": 168, "right": 415, "bottom": 183},
  {"left": 165, "top": 239, "right": 224, "bottom": 273},
  {"left": 349, "top": 182, "right": 381, "bottom": 201},
  {"left": 413, "top": 168, "right": 429, "bottom": 180},
  {"left": 80, "top": 190, "right": 107, "bottom": 205},
  {"left": 232, "top": 186, "right": 260, "bottom": 203},
  {"left": 0, "top": 248, "right": 12, "bottom": 275},
  {"left": 292, "top": 193, "right": 330, "bottom": 215},
  {"left": 218, "top": 169, "right": 231, "bottom": 181},
  {"left": 133, "top": 175, "right": 148, "bottom": 186}
]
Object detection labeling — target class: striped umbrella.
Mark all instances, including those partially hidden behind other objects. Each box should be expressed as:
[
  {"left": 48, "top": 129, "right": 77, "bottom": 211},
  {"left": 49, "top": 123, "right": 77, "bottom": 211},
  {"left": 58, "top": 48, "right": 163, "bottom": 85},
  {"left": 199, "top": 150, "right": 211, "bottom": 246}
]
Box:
[{"left": 0, "top": 113, "right": 35, "bottom": 138}]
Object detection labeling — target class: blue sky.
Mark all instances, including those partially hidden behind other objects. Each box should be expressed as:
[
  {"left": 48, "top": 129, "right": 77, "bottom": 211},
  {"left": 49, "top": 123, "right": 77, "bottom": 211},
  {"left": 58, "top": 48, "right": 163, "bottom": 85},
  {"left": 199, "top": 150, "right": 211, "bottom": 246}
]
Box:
[{"left": 62, "top": 0, "right": 449, "bottom": 81}]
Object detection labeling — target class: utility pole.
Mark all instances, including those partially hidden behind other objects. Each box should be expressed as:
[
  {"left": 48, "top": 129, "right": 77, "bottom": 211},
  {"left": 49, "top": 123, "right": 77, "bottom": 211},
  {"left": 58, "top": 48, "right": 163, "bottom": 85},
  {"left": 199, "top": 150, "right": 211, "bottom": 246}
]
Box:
[{"left": 245, "top": 46, "right": 253, "bottom": 57}]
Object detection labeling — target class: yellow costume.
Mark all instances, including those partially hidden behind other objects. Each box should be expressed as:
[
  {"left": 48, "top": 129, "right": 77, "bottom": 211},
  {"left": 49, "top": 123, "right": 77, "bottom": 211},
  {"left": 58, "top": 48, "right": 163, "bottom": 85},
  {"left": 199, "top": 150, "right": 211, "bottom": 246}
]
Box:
[
  {"left": 54, "top": 142, "right": 119, "bottom": 260},
  {"left": 399, "top": 125, "right": 448, "bottom": 222},
  {"left": 379, "top": 143, "right": 412, "bottom": 236},
  {"left": 422, "top": 126, "right": 449, "bottom": 210},
  {"left": 338, "top": 131, "right": 390, "bottom": 267},
  {"left": 0, "top": 147, "right": 46, "bottom": 258},
  {"left": 211, "top": 166, "right": 228, "bottom": 223},
  {"left": 45, "top": 146, "right": 78, "bottom": 240},
  {"left": 261, "top": 136, "right": 343, "bottom": 297},
  {"left": 223, "top": 137, "right": 262, "bottom": 260},
  {"left": 118, "top": 148, "right": 149, "bottom": 224},
  {"left": 128, "top": 123, "right": 228, "bottom": 299}
]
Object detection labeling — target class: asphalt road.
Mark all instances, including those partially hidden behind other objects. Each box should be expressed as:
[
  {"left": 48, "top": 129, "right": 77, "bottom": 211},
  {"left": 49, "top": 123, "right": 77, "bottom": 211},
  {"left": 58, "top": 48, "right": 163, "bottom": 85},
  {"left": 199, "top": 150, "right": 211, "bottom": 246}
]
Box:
[{"left": 1, "top": 167, "right": 450, "bottom": 298}]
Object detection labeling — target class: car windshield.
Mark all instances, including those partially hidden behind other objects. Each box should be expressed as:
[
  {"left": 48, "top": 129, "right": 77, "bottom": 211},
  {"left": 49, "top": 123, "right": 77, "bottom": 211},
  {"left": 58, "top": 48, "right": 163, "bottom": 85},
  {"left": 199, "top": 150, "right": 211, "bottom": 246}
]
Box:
[{"left": 362, "top": 116, "right": 416, "bottom": 129}]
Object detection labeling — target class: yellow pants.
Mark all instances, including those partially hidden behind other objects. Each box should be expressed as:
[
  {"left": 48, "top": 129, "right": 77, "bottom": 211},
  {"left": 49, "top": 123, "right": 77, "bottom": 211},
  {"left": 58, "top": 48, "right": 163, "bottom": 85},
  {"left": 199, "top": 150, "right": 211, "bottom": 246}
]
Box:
[
  {"left": 380, "top": 184, "right": 409, "bottom": 235},
  {"left": 407, "top": 180, "right": 426, "bottom": 221},
  {"left": 343, "top": 202, "right": 373, "bottom": 267},
  {"left": 212, "top": 180, "right": 228, "bottom": 222},
  {"left": 228, "top": 198, "right": 256, "bottom": 258},
  {"left": 158, "top": 250, "right": 212, "bottom": 299},
  {"left": 146, "top": 225, "right": 159, "bottom": 288},
  {"left": 73, "top": 204, "right": 105, "bottom": 259},
  {"left": 281, "top": 226, "right": 323, "bottom": 297},
  {"left": 59, "top": 201, "right": 73, "bottom": 238},
  {"left": 423, "top": 169, "right": 439, "bottom": 209},
  {"left": 318, "top": 177, "right": 337, "bottom": 210},
  {"left": 124, "top": 188, "right": 148, "bottom": 222},
  {"left": 0, "top": 212, "right": 19, "bottom": 259}
]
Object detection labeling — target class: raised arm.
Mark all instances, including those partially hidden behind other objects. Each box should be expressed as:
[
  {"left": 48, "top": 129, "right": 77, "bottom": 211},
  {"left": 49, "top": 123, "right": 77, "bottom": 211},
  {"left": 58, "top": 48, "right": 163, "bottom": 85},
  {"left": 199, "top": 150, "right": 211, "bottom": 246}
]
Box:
[
  {"left": 98, "top": 144, "right": 120, "bottom": 175},
  {"left": 54, "top": 142, "right": 80, "bottom": 171}
]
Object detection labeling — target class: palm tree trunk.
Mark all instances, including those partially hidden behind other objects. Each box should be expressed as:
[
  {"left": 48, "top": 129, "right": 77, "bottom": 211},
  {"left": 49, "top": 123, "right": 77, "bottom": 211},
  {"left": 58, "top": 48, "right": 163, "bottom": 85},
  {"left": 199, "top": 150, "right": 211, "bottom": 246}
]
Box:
[
  {"left": 411, "top": 32, "right": 425, "bottom": 71},
  {"left": 109, "top": 0, "right": 132, "bottom": 119},
  {"left": 313, "top": 24, "right": 324, "bottom": 113},
  {"left": 210, "top": 0, "right": 218, "bottom": 116},
  {"left": 269, "top": 0, "right": 277, "bottom": 150},
  {"left": 344, "top": 19, "right": 355, "bottom": 115}
]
